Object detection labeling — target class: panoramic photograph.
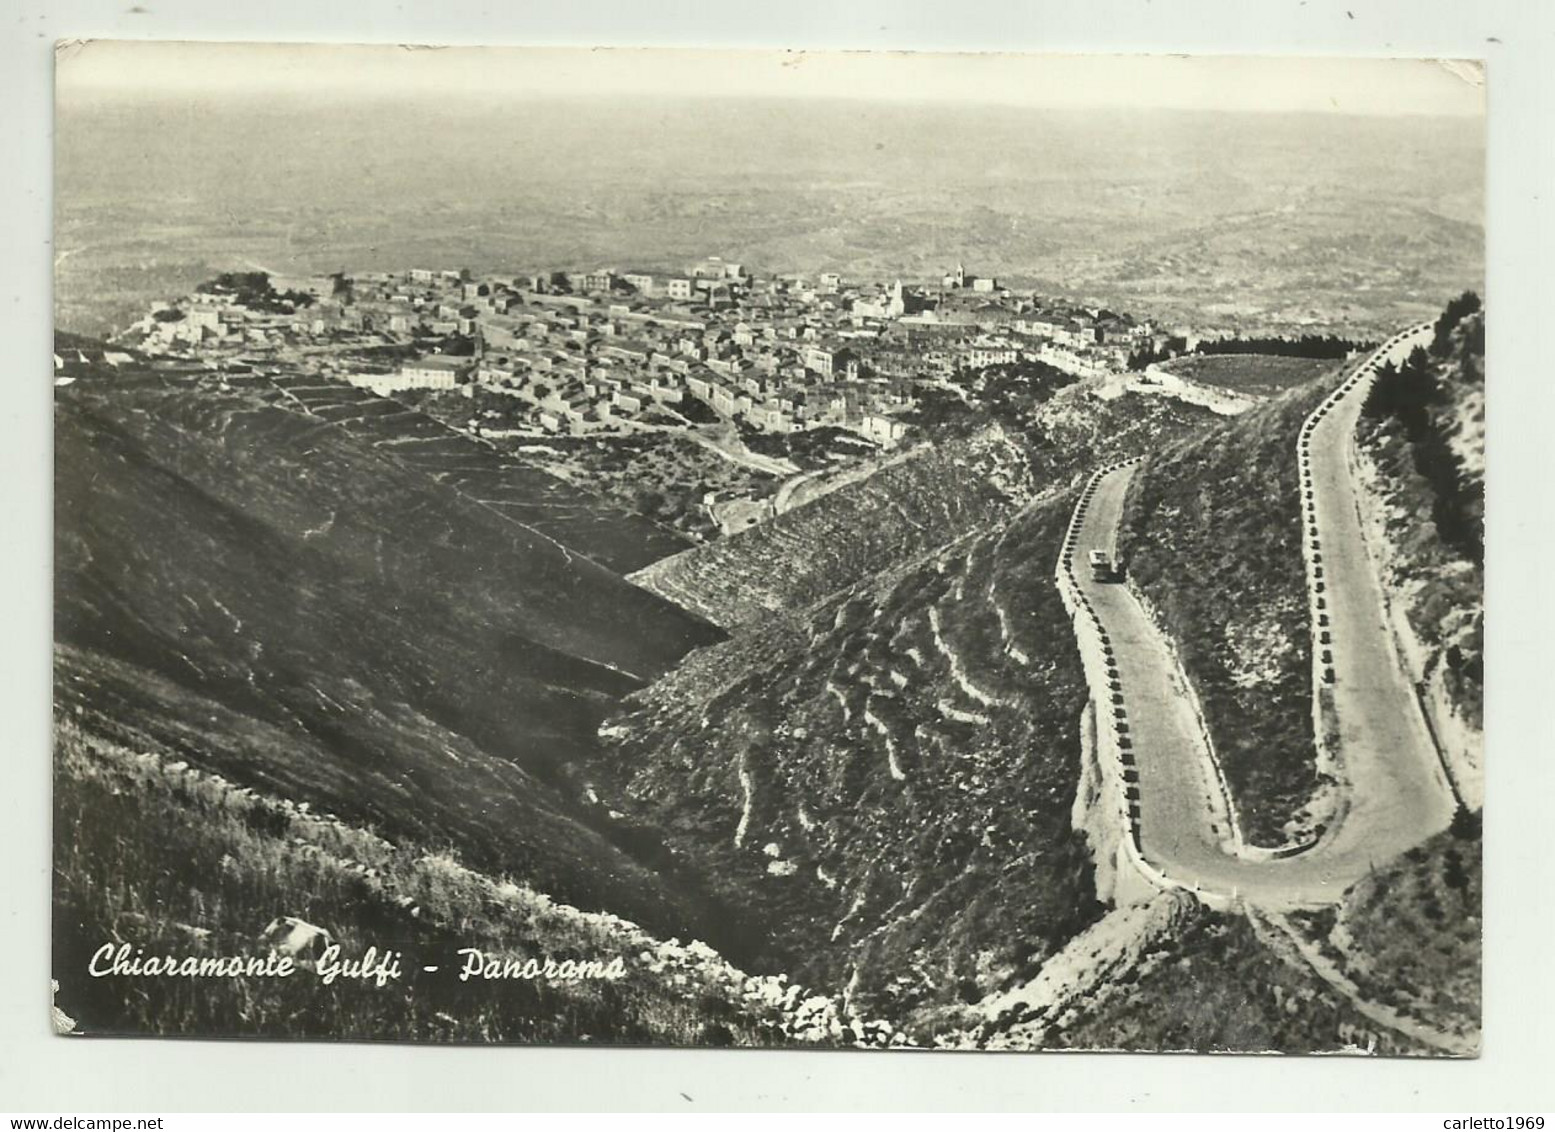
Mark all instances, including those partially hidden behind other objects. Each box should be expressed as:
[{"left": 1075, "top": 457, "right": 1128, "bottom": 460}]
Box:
[{"left": 51, "top": 41, "right": 1484, "bottom": 1054}]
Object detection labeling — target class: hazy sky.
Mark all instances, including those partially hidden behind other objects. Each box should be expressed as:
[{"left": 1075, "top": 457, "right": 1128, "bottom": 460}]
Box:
[{"left": 57, "top": 40, "right": 1484, "bottom": 117}]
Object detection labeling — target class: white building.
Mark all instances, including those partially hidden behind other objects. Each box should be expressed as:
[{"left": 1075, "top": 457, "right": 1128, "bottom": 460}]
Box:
[
  {"left": 379, "top": 354, "right": 473, "bottom": 391},
  {"left": 859, "top": 414, "right": 909, "bottom": 448},
  {"left": 964, "top": 342, "right": 1019, "bottom": 369}
]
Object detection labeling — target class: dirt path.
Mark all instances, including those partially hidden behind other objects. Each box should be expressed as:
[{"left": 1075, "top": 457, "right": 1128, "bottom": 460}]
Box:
[
  {"left": 772, "top": 445, "right": 919, "bottom": 517},
  {"left": 1252, "top": 909, "right": 1477, "bottom": 1056},
  {"left": 685, "top": 422, "right": 799, "bottom": 477}
]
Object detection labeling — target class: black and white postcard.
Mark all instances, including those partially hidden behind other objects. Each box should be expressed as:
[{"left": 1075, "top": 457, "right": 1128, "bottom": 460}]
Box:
[{"left": 51, "top": 41, "right": 1484, "bottom": 1054}]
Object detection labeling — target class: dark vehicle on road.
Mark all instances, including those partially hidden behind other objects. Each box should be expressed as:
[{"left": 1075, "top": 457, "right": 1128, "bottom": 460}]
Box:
[{"left": 1089, "top": 549, "right": 1121, "bottom": 582}]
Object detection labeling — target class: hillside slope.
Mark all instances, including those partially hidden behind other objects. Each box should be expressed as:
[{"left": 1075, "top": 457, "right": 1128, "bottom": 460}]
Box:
[
  {"left": 630, "top": 428, "right": 1037, "bottom": 627},
  {"left": 1317, "top": 819, "right": 1481, "bottom": 1043},
  {"left": 256, "top": 373, "right": 692, "bottom": 574},
  {"left": 1019, "top": 898, "right": 1445, "bottom": 1055},
  {"left": 55, "top": 366, "right": 741, "bottom": 953},
  {"left": 634, "top": 392, "right": 1215, "bottom": 628},
  {"left": 598, "top": 488, "right": 1109, "bottom": 1028},
  {"left": 1117, "top": 300, "right": 1485, "bottom": 850}
]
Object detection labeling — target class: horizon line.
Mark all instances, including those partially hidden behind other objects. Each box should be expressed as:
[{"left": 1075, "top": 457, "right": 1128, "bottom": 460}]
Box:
[{"left": 55, "top": 41, "right": 1487, "bottom": 120}]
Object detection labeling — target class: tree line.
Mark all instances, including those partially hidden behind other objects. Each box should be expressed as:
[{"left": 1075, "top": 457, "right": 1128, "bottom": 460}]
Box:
[
  {"left": 1362, "top": 293, "right": 1484, "bottom": 567},
  {"left": 1127, "top": 332, "right": 1373, "bottom": 371},
  {"left": 196, "top": 271, "right": 317, "bottom": 314},
  {"left": 1430, "top": 290, "right": 1483, "bottom": 366}
]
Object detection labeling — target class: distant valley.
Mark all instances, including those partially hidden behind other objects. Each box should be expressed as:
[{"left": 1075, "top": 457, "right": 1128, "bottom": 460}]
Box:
[{"left": 55, "top": 96, "right": 1482, "bottom": 339}]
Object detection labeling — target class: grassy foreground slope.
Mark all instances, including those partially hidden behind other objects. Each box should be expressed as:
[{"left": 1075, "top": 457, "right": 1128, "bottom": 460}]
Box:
[
  {"left": 55, "top": 368, "right": 741, "bottom": 953},
  {"left": 1117, "top": 371, "right": 1343, "bottom": 847},
  {"left": 55, "top": 722, "right": 900, "bottom": 1046},
  {"left": 599, "top": 489, "right": 1107, "bottom": 1029}
]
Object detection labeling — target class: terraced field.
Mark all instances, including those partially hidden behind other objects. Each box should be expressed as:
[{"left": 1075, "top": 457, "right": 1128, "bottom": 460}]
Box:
[
  {"left": 629, "top": 428, "right": 1040, "bottom": 628},
  {"left": 252, "top": 374, "right": 691, "bottom": 574},
  {"left": 600, "top": 489, "right": 1108, "bottom": 1025},
  {"left": 633, "top": 393, "right": 1219, "bottom": 629},
  {"left": 1156, "top": 353, "right": 1339, "bottom": 397}
]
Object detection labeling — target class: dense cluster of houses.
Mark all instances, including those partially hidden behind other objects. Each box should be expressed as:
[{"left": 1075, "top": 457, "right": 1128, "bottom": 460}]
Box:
[{"left": 130, "top": 257, "right": 1166, "bottom": 448}]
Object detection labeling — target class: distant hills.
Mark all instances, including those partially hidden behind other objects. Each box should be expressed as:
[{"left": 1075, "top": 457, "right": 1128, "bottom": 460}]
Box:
[{"left": 56, "top": 97, "right": 1481, "bottom": 339}]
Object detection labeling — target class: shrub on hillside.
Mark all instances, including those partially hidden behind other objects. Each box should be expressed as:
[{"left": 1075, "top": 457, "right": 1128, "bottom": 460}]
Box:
[
  {"left": 1430, "top": 290, "right": 1482, "bottom": 360},
  {"left": 1363, "top": 334, "right": 1483, "bottom": 567}
]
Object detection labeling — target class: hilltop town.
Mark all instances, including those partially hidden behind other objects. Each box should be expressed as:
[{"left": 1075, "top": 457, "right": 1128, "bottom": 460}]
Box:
[
  {"left": 87, "top": 259, "right": 1395, "bottom": 548},
  {"left": 116, "top": 258, "right": 1167, "bottom": 445}
]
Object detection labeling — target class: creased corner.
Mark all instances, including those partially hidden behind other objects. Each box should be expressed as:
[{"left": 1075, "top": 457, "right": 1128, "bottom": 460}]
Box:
[
  {"left": 1436, "top": 59, "right": 1486, "bottom": 88},
  {"left": 51, "top": 978, "right": 80, "bottom": 1036}
]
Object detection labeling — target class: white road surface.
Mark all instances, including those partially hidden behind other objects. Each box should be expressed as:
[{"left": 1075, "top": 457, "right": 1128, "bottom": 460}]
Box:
[{"left": 1063, "top": 324, "right": 1457, "bottom": 910}]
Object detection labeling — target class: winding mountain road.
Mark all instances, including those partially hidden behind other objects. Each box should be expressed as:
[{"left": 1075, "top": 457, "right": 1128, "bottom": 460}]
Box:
[{"left": 1062, "top": 323, "right": 1457, "bottom": 910}]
